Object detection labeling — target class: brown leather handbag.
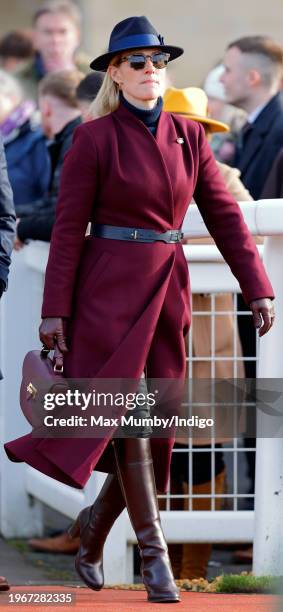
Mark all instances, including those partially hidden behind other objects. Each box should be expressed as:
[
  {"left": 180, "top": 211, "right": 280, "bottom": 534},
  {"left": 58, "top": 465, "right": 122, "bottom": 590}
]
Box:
[{"left": 20, "top": 347, "right": 69, "bottom": 427}]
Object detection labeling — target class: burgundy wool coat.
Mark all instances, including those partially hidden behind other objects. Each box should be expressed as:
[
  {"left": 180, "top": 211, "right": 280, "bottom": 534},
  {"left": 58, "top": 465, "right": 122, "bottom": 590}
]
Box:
[{"left": 4, "top": 103, "right": 274, "bottom": 493}]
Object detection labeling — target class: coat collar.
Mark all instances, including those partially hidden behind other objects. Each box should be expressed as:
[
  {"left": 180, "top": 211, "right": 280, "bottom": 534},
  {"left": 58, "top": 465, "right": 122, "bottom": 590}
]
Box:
[
  {"left": 252, "top": 93, "right": 283, "bottom": 134},
  {"left": 113, "top": 102, "right": 178, "bottom": 145},
  {"left": 54, "top": 116, "right": 82, "bottom": 144},
  {"left": 119, "top": 93, "right": 163, "bottom": 129},
  {"left": 237, "top": 93, "right": 283, "bottom": 174}
]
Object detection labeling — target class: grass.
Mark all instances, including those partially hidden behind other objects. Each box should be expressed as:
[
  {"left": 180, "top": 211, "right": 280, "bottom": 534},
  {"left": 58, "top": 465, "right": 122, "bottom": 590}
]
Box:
[
  {"left": 7, "top": 539, "right": 30, "bottom": 554},
  {"left": 105, "top": 573, "right": 283, "bottom": 594},
  {"left": 214, "top": 573, "right": 283, "bottom": 594}
]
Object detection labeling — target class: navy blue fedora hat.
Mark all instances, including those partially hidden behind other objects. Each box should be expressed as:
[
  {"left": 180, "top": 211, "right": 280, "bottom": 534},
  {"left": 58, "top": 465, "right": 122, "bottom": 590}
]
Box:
[{"left": 90, "top": 16, "right": 184, "bottom": 71}]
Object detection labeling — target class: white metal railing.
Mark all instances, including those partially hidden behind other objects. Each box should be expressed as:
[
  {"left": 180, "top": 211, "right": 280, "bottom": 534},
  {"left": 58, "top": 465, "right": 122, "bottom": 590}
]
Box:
[{"left": 0, "top": 200, "right": 283, "bottom": 582}]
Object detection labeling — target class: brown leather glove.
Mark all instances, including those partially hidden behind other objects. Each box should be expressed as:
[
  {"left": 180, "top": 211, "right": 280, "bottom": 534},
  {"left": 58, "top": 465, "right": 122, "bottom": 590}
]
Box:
[
  {"left": 249, "top": 298, "right": 275, "bottom": 337},
  {"left": 39, "top": 317, "right": 68, "bottom": 371}
]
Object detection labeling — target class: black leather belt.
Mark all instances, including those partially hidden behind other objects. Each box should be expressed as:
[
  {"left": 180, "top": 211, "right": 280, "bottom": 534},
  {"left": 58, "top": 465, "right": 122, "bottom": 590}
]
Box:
[{"left": 90, "top": 224, "right": 184, "bottom": 243}]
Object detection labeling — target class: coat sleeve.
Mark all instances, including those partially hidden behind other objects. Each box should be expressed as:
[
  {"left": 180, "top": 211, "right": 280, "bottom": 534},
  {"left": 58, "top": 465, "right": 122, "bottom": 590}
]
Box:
[
  {"left": 17, "top": 209, "right": 55, "bottom": 243},
  {"left": 192, "top": 123, "right": 274, "bottom": 304},
  {"left": 35, "top": 135, "right": 51, "bottom": 197},
  {"left": 0, "top": 136, "right": 16, "bottom": 291},
  {"left": 41, "top": 123, "right": 98, "bottom": 317}
]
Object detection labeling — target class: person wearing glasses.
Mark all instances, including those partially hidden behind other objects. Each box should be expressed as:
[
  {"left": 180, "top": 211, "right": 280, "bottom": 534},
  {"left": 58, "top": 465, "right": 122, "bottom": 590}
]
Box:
[{"left": 5, "top": 16, "right": 275, "bottom": 604}]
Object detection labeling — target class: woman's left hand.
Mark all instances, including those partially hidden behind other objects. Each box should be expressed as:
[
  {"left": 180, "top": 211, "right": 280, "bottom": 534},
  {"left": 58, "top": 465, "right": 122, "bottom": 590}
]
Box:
[{"left": 249, "top": 298, "right": 275, "bottom": 337}]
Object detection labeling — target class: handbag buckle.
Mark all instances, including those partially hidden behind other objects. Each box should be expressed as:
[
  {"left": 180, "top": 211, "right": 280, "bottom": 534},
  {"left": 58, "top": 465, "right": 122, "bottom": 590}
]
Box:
[
  {"left": 27, "top": 382, "right": 37, "bottom": 398},
  {"left": 54, "top": 363, "right": 64, "bottom": 373}
]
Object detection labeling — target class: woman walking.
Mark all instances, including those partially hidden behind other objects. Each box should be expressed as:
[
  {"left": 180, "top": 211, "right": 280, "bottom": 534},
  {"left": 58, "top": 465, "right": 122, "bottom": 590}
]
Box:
[{"left": 5, "top": 16, "right": 274, "bottom": 603}]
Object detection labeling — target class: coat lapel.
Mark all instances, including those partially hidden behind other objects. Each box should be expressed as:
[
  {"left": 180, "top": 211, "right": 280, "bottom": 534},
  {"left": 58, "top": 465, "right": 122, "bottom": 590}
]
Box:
[
  {"left": 155, "top": 111, "right": 183, "bottom": 224},
  {"left": 237, "top": 128, "right": 264, "bottom": 175},
  {"left": 114, "top": 104, "right": 179, "bottom": 225}
]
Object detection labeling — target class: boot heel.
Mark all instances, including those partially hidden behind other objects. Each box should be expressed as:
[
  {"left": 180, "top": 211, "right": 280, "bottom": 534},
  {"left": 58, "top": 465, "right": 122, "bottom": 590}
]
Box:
[{"left": 68, "top": 516, "right": 80, "bottom": 539}]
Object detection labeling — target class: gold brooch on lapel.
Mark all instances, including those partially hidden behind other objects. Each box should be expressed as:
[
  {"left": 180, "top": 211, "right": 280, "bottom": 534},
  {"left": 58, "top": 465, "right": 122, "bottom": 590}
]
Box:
[{"left": 176, "top": 138, "right": 184, "bottom": 144}]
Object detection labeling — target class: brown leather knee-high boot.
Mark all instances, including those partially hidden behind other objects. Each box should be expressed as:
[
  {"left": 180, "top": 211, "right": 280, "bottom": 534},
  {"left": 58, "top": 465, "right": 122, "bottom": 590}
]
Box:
[
  {"left": 69, "top": 472, "right": 126, "bottom": 590},
  {"left": 112, "top": 437, "right": 180, "bottom": 603}
]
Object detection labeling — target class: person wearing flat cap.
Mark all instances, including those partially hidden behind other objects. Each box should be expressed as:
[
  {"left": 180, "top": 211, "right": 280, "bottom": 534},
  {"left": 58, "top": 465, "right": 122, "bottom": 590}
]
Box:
[{"left": 5, "top": 16, "right": 275, "bottom": 603}]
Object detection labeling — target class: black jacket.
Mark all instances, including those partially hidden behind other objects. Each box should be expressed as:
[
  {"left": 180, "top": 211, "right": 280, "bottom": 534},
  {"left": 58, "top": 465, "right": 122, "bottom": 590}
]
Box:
[
  {"left": 17, "top": 116, "right": 82, "bottom": 243},
  {"left": 261, "top": 148, "right": 283, "bottom": 199},
  {"left": 0, "top": 136, "right": 16, "bottom": 297},
  {"left": 233, "top": 93, "right": 283, "bottom": 199}
]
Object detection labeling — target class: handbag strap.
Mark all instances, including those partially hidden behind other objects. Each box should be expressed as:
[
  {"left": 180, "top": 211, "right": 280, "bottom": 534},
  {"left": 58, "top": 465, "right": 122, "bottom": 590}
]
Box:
[
  {"left": 40, "top": 345, "right": 64, "bottom": 373},
  {"left": 40, "top": 346, "right": 50, "bottom": 358}
]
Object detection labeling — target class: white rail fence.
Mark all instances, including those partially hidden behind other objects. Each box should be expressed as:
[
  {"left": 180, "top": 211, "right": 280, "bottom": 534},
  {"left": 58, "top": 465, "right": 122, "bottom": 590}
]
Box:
[{"left": 0, "top": 199, "right": 282, "bottom": 582}]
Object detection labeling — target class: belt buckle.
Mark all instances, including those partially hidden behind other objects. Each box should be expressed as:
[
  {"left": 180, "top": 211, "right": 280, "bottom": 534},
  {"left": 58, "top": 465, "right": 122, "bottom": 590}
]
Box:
[
  {"left": 130, "top": 229, "right": 139, "bottom": 240},
  {"left": 175, "top": 231, "right": 183, "bottom": 242},
  {"left": 170, "top": 230, "right": 183, "bottom": 242},
  {"left": 170, "top": 230, "right": 178, "bottom": 242}
]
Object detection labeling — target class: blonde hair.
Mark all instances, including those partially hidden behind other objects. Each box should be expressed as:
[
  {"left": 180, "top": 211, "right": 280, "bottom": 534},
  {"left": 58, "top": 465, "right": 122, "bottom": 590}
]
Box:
[{"left": 89, "top": 58, "right": 120, "bottom": 119}]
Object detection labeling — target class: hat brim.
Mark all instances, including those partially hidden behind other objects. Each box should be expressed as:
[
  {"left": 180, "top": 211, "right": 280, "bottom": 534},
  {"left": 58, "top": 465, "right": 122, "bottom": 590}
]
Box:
[
  {"left": 90, "top": 45, "right": 184, "bottom": 72},
  {"left": 174, "top": 112, "right": 229, "bottom": 133}
]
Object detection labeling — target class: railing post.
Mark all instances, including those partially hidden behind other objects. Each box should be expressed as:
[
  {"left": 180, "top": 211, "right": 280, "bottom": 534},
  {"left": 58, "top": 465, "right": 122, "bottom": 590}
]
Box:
[{"left": 253, "top": 236, "right": 283, "bottom": 575}]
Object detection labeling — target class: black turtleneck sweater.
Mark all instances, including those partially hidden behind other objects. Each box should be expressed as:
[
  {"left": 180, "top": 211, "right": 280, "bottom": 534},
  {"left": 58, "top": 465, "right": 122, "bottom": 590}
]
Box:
[{"left": 120, "top": 93, "right": 163, "bottom": 137}]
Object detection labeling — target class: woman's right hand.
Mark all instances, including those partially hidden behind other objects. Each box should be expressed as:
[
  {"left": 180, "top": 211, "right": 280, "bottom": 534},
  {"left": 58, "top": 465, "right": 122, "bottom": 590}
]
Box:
[{"left": 39, "top": 317, "right": 68, "bottom": 371}]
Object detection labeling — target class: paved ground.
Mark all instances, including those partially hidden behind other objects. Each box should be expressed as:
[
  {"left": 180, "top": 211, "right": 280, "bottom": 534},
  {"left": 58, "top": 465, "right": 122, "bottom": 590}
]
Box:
[
  {"left": 0, "top": 498, "right": 254, "bottom": 586},
  {"left": 0, "top": 514, "right": 279, "bottom": 612},
  {"left": 0, "top": 448, "right": 262, "bottom": 612},
  {"left": 0, "top": 586, "right": 281, "bottom": 611},
  {"left": 0, "top": 538, "right": 79, "bottom": 586},
  {"left": 0, "top": 535, "right": 253, "bottom": 587}
]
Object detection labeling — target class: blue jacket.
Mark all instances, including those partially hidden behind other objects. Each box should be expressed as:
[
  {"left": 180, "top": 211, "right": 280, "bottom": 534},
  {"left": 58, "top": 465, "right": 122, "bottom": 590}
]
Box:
[
  {"left": 17, "top": 116, "right": 81, "bottom": 243},
  {"left": 233, "top": 93, "right": 283, "bottom": 199},
  {"left": 4, "top": 120, "right": 50, "bottom": 211}
]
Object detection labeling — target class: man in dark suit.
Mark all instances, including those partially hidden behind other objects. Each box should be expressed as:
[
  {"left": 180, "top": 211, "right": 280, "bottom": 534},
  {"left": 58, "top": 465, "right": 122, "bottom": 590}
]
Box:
[
  {"left": 221, "top": 36, "right": 283, "bottom": 551},
  {"left": 221, "top": 35, "right": 283, "bottom": 200},
  {"left": 220, "top": 35, "right": 283, "bottom": 375},
  {"left": 0, "top": 135, "right": 16, "bottom": 591}
]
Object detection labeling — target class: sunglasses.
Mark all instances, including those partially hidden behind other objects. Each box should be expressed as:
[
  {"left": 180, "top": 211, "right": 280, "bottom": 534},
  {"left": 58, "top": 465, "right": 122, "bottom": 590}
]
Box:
[{"left": 118, "top": 52, "right": 170, "bottom": 70}]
